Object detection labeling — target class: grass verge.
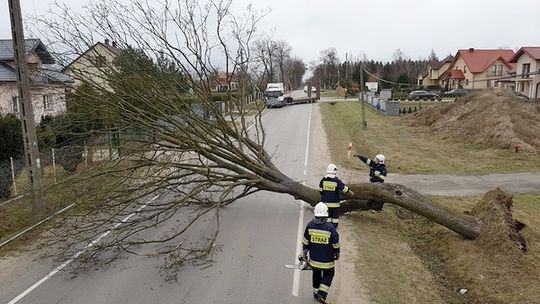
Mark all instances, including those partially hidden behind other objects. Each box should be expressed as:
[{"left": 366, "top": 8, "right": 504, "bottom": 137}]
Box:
[
  {"left": 320, "top": 100, "right": 540, "bottom": 174},
  {"left": 397, "top": 193, "right": 540, "bottom": 304},
  {"left": 0, "top": 163, "right": 124, "bottom": 254}
]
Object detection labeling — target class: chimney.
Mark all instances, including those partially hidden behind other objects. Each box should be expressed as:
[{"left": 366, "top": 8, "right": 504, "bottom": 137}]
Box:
[
  {"left": 112, "top": 41, "right": 117, "bottom": 48},
  {"left": 468, "top": 48, "right": 474, "bottom": 52},
  {"left": 104, "top": 38, "right": 110, "bottom": 46}
]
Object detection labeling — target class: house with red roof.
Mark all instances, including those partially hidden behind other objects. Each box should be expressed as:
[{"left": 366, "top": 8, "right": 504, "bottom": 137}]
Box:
[
  {"left": 417, "top": 55, "right": 453, "bottom": 87},
  {"left": 211, "top": 72, "right": 239, "bottom": 92},
  {"left": 509, "top": 47, "right": 540, "bottom": 99},
  {"left": 442, "top": 48, "right": 515, "bottom": 90}
]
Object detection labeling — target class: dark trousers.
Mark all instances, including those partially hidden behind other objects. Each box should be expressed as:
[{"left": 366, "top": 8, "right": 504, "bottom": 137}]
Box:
[
  {"left": 312, "top": 267, "right": 335, "bottom": 299},
  {"left": 328, "top": 207, "right": 339, "bottom": 228}
]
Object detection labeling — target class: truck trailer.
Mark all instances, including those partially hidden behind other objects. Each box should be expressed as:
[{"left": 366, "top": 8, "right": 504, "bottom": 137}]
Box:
[{"left": 265, "top": 83, "right": 318, "bottom": 108}]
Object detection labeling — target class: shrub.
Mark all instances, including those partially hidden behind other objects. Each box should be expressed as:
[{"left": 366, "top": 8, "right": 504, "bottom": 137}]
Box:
[{"left": 0, "top": 114, "right": 23, "bottom": 198}]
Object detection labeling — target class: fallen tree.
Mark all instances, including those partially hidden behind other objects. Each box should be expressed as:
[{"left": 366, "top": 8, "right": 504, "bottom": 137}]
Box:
[{"left": 30, "top": 0, "right": 523, "bottom": 265}]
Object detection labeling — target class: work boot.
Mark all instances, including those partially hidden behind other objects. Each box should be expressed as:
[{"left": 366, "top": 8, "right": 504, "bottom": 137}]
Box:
[{"left": 316, "top": 295, "right": 330, "bottom": 304}]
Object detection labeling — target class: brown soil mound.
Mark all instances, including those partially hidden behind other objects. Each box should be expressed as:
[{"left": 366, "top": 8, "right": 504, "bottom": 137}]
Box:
[
  {"left": 408, "top": 89, "right": 540, "bottom": 151},
  {"left": 469, "top": 188, "right": 526, "bottom": 253}
]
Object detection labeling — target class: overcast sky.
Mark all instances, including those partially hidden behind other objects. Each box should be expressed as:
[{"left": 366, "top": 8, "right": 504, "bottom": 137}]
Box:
[{"left": 2, "top": 0, "right": 540, "bottom": 64}]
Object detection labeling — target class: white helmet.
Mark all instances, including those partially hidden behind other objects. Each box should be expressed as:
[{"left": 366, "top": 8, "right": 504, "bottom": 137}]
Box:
[
  {"left": 314, "top": 202, "right": 329, "bottom": 217},
  {"left": 326, "top": 163, "right": 338, "bottom": 175},
  {"left": 375, "top": 154, "right": 385, "bottom": 164}
]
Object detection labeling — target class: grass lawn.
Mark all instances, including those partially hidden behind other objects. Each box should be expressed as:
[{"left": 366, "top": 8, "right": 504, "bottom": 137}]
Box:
[{"left": 320, "top": 100, "right": 540, "bottom": 174}]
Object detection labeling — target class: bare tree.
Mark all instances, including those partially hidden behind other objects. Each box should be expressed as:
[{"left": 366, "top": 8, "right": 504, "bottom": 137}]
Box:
[
  {"left": 31, "top": 0, "right": 522, "bottom": 268},
  {"left": 285, "top": 56, "right": 306, "bottom": 90}
]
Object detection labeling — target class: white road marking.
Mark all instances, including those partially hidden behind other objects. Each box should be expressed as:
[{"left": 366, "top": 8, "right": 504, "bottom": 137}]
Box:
[
  {"left": 292, "top": 103, "right": 313, "bottom": 297},
  {"left": 6, "top": 195, "right": 160, "bottom": 304}
]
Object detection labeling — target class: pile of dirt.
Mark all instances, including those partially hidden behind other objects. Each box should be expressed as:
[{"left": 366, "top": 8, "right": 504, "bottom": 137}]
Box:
[
  {"left": 469, "top": 188, "right": 527, "bottom": 253},
  {"left": 408, "top": 89, "right": 540, "bottom": 151}
]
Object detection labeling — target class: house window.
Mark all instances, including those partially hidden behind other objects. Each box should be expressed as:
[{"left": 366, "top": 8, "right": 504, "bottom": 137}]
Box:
[
  {"left": 43, "top": 94, "right": 53, "bottom": 111},
  {"left": 94, "top": 55, "right": 107, "bottom": 68},
  {"left": 497, "top": 65, "right": 503, "bottom": 76},
  {"left": 465, "top": 79, "right": 469, "bottom": 86},
  {"left": 463, "top": 66, "right": 467, "bottom": 74},
  {"left": 487, "top": 80, "right": 492, "bottom": 87},
  {"left": 429, "top": 68, "right": 432, "bottom": 78},
  {"left": 11, "top": 96, "right": 19, "bottom": 113},
  {"left": 522, "top": 63, "right": 531, "bottom": 78},
  {"left": 491, "top": 65, "right": 497, "bottom": 76}
]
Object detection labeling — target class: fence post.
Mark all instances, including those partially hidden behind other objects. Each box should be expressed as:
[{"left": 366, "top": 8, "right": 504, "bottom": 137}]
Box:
[
  {"left": 10, "top": 157, "right": 17, "bottom": 196},
  {"left": 109, "top": 131, "right": 113, "bottom": 160},
  {"left": 84, "top": 142, "right": 88, "bottom": 168},
  {"left": 51, "top": 148, "right": 56, "bottom": 183}
]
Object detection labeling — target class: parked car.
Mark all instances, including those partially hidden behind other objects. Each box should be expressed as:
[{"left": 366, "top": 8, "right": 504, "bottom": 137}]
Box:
[
  {"left": 445, "top": 88, "right": 468, "bottom": 97},
  {"left": 408, "top": 90, "right": 439, "bottom": 99}
]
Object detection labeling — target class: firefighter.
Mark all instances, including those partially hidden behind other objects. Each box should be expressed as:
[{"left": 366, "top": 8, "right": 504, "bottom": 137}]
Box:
[
  {"left": 355, "top": 153, "right": 387, "bottom": 211},
  {"left": 319, "top": 164, "right": 354, "bottom": 228},
  {"left": 302, "top": 202, "right": 340, "bottom": 304}
]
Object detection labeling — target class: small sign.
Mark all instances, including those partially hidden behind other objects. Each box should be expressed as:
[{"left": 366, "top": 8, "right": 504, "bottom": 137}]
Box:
[{"left": 365, "top": 82, "right": 378, "bottom": 92}]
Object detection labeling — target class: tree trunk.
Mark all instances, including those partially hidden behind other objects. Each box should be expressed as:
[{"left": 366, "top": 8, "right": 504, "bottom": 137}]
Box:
[{"left": 260, "top": 177, "right": 482, "bottom": 240}]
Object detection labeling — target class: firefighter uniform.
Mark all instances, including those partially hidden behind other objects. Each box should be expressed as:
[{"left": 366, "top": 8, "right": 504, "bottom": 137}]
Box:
[
  {"left": 319, "top": 176, "right": 350, "bottom": 228},
  {"left": 302, "top": 219, "right": 340, "bottom": 302},
  {"left": 357, "top": 155, "right": 387, "bottom": 183},
  {"left": 357, "top": 155, "right": 387, "bottom": 210}
]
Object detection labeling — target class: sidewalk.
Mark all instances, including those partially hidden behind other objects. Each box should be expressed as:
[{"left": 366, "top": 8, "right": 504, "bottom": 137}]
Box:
[{"left": 387, "top": 172, "right": 540, "bottom": 196}]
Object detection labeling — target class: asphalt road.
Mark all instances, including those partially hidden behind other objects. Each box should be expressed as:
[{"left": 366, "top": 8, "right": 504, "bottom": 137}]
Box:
[{"left": 0, "top": 101, "right": 317, "bottom": 304}]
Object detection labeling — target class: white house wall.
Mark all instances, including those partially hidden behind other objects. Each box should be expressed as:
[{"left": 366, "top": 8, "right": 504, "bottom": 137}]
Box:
[{"left": 0, "top": 83, "right": 66, "bottom": 123}]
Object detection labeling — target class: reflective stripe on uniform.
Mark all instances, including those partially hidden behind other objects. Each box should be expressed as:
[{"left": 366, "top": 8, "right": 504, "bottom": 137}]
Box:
[
  {"left": 319, "top": 187, "right": 323, "bottom": 192},
  {"left": 379, "top": 174, "right": 386, "bottom": 180},
  {"left": 308, "top": 229, "right": 331, "bottom": 237},
  {"left": 319, "top": 284, "right": 330, "bottom": 293},
  {"left": 332, "top": 243, "right": 340, "bottom": 249},
  {"left": 309, "top": 260, "right": 335, "bottom": 269},
  {"left": 325, "top": 202, "right": 340, "bottom": 208},
  {"left": 328, "top": 218, "right": 339, "bottom": 223},
  {"left": 322, "top": 181, "right": 338, "bottom": 191},
  {"left": 342, "top": 185, "right": 349, "bottom": 193},
  {"left": 374, "top": 170, "right": 381, "bottom": 177},
  {"left": 302, "top": 236, "right": 309, "bottom": 245},
  {"left": 313, "top": 288, "right": 319, "bottom": 294},
  {"left": 366, "top": 159, "right": 371, "bottom": 165}
]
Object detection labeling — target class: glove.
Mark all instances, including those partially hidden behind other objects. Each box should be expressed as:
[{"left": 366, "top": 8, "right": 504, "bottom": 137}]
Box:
[{"left": 334, "top": 252, "right": 340, "bottom": 261}]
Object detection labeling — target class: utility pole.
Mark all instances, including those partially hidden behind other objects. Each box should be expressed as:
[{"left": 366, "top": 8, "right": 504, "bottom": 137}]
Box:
[
  {"left": 9, "top": 0, "right": 45, "bottom": 219},
  {"left": 360, "top": 62, "right": 367, "bottom": 129}
]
